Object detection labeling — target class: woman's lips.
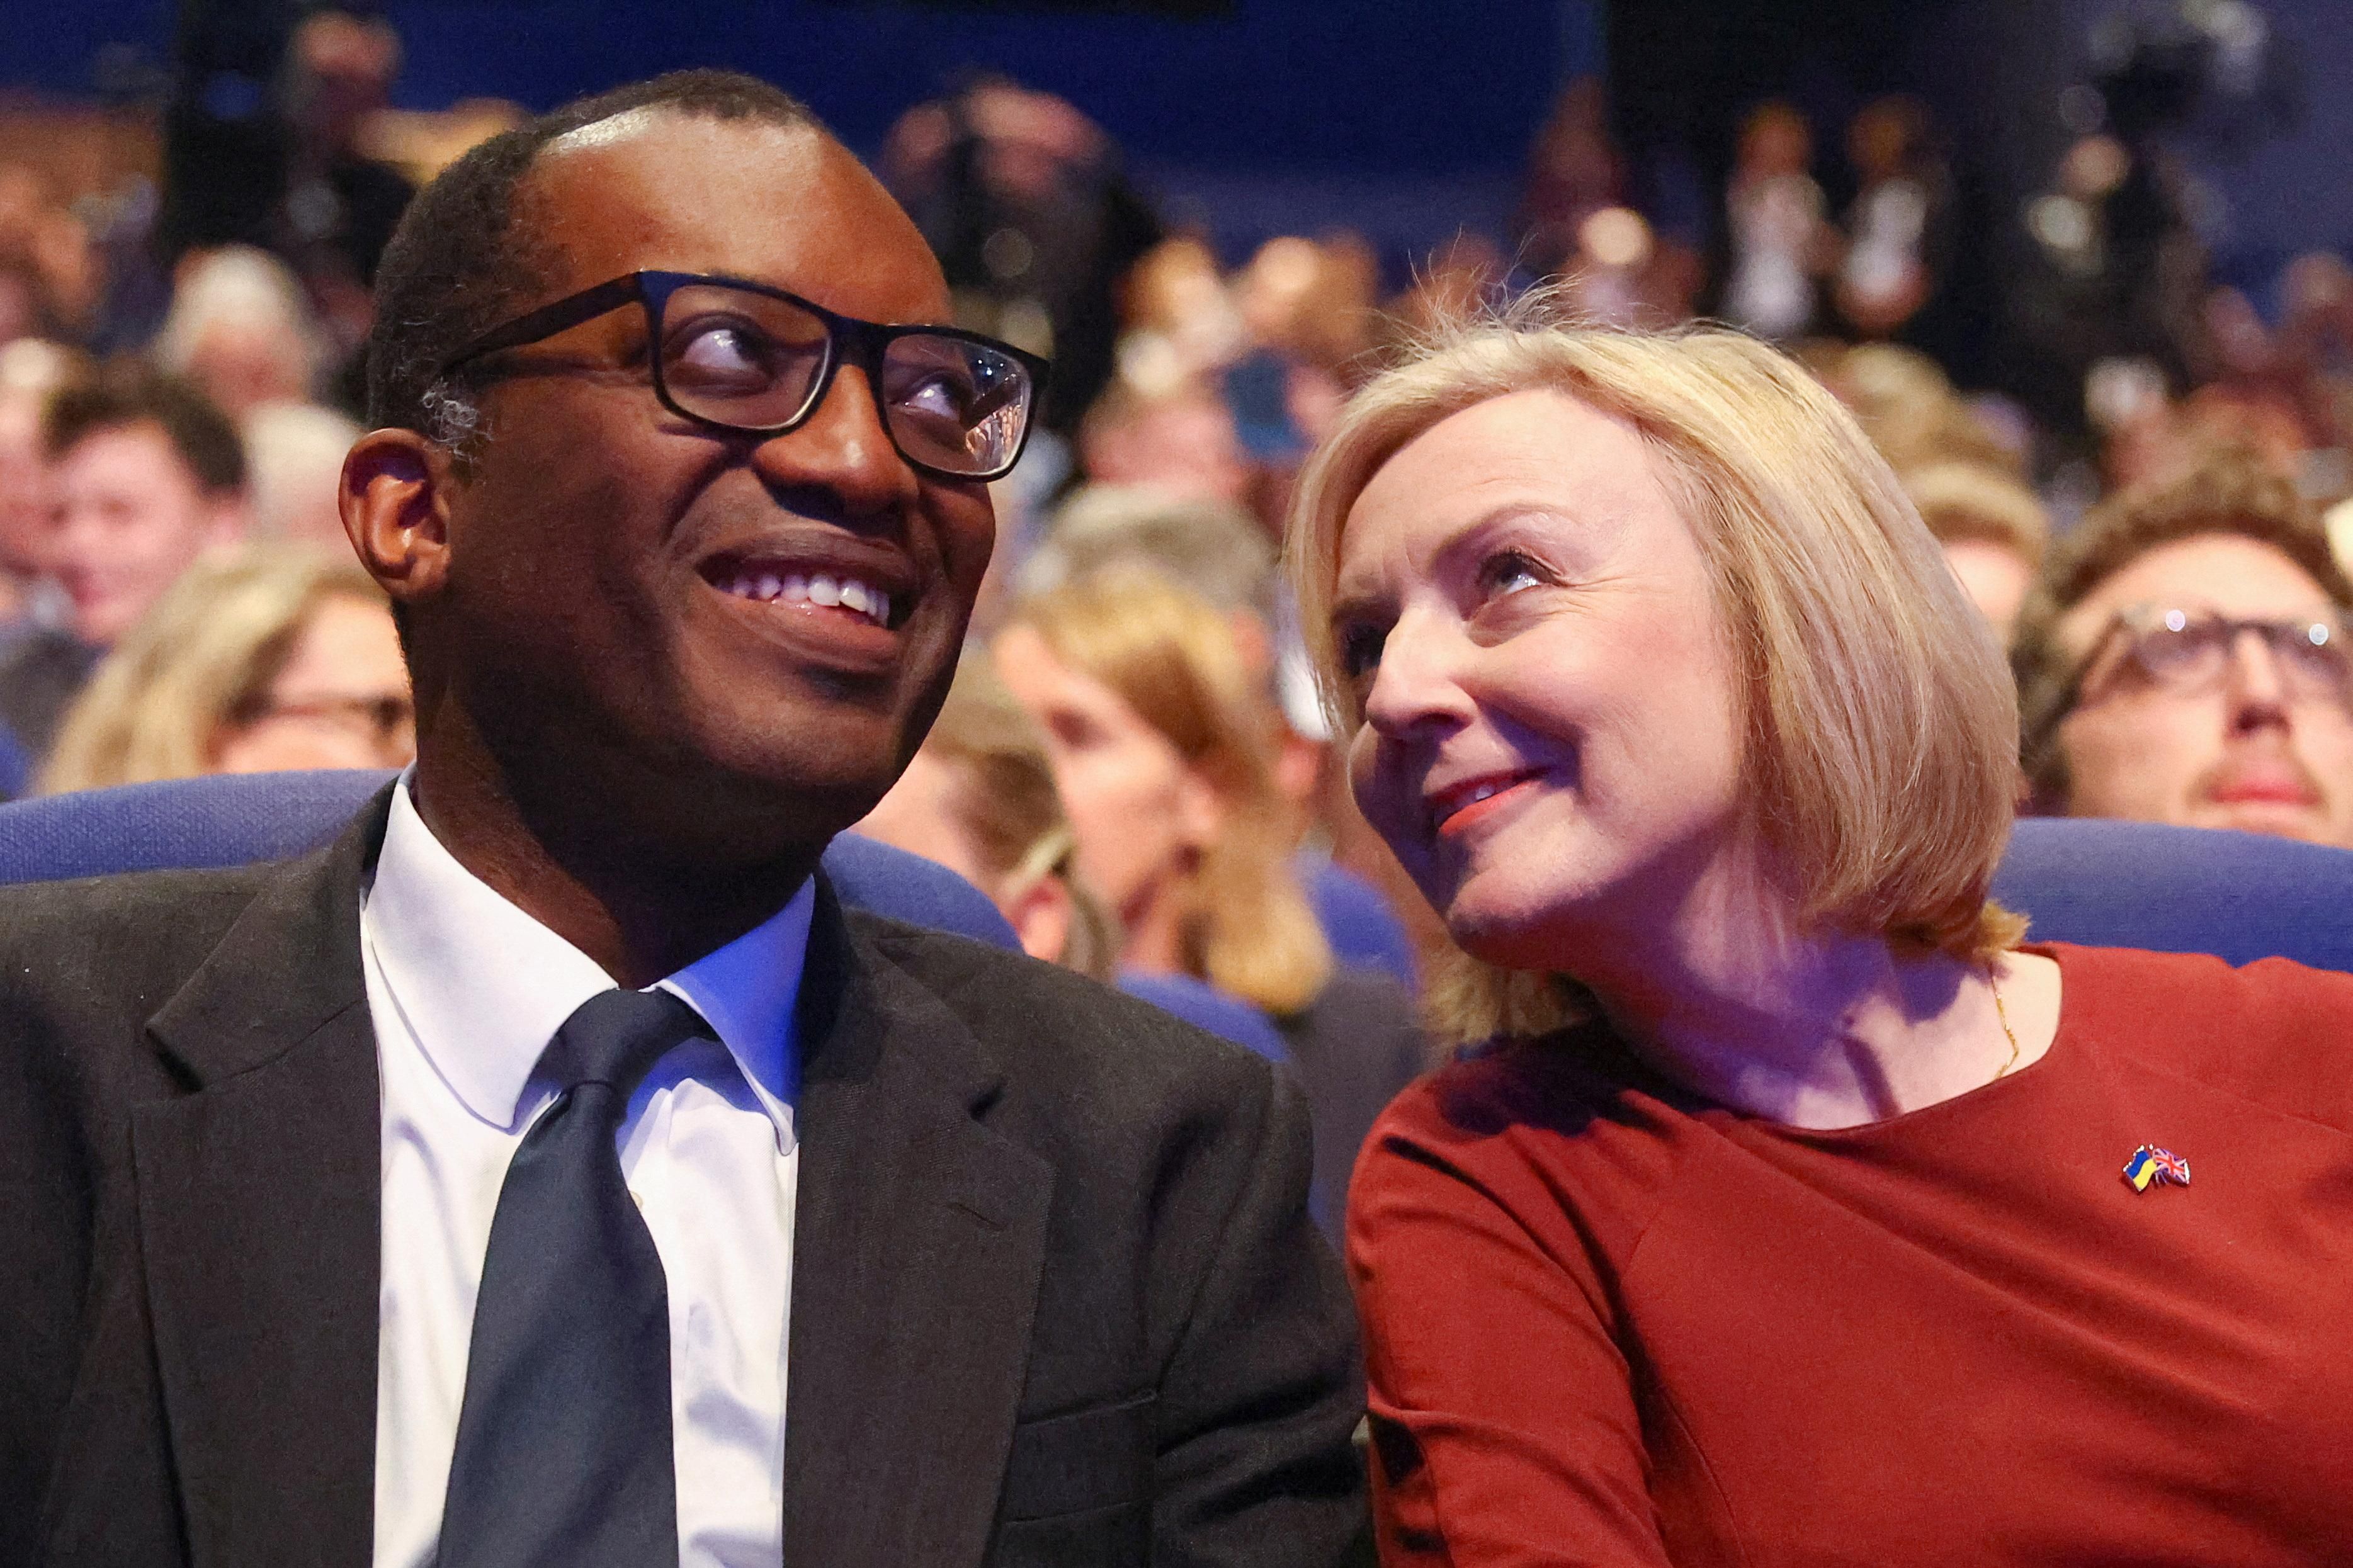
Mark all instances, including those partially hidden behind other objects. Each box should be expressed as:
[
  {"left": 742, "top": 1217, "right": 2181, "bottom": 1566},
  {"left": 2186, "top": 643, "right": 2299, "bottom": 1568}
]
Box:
[{"left": 1428, "top": 769, "right": 1547, "bottom": 839}]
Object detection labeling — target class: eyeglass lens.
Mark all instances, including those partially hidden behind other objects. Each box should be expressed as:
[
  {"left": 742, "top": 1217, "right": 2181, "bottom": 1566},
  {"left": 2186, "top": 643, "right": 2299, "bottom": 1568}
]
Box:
[
  {"left": 2128, "top": 608, "right": 2353, "bottom": 699},
  {"left": 656, "top": 283, "right": 1031, "bottom": 477}
]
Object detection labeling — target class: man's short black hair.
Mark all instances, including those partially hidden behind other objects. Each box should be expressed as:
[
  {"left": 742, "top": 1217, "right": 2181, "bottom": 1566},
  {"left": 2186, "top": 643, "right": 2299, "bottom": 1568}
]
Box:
[
  {"left": 364, "top": 70, "right": 822, "bottom": 443},
  {"left": 43, "top": 366, "right": 245, "bottom": 494}
]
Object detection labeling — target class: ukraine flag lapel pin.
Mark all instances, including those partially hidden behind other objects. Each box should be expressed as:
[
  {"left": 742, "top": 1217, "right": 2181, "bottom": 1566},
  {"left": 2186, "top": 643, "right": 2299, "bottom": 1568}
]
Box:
[{"left": 2123, "top": 1144, "right": 2191, "bottom": 1192}]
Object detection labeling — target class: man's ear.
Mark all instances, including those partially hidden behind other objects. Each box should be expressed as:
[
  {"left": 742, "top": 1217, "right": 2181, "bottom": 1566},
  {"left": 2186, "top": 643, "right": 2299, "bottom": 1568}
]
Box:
[{"left": 342, "top": 429, "right": 457, "bottom": 614}]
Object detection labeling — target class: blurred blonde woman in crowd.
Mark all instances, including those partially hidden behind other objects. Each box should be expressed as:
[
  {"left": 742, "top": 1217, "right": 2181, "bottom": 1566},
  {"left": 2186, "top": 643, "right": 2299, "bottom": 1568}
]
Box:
[
  {"left": 856, "top": 651, "right": 1119, "bottom": 978},
  {"left": 997, "top": 569, "right": 1330, "bottom": 1013},
  {"left": 996, "top": 568, "right": 1424, "bottom": 1227},
  {"left": 40, "top": 545, "right": 411, "bottom": 793}
]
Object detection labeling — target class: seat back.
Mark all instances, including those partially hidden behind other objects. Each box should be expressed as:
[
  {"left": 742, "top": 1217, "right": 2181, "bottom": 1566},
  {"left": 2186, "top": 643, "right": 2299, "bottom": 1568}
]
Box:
[
  {"left": 1114, "top": 971, "right": 1290, "bottom": 1066},
  {"left": 1992, "top": 817, "right": 2353, "bottom": 971},
  {"left": 0, "top": 770, "right": 1020, "bottom": 949}
]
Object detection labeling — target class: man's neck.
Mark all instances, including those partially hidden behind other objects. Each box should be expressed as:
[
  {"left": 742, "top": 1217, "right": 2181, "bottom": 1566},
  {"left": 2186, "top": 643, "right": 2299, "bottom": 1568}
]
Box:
[{"left": 409, "top": 736, "right": 822, "bottom": 990}]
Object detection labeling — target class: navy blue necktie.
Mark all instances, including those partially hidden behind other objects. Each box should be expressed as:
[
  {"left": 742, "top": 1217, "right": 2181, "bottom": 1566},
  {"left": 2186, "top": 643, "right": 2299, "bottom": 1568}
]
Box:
[{"left": 438, "top": 988, "right": 707, "bottom": 1568}]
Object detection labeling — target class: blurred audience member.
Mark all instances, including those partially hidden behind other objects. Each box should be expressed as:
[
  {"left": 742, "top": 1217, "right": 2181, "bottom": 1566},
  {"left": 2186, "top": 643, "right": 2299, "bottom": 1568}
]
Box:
[
  {"left": 997, "top": 571, "right": 1424, "bottom": 1234},
  {"left": 1716, "top": 101, "right": 1829, "bottom": 341},
  {"left": 1833, "top": 96, "right": 1954, "bottom": 346},
  {"left": 1025, "top": 482, "right": 1427, "bottom": 990},
  {"left": 1829, "top": 342, "right": 2020, "bottom": 475},
  {"left": 883, "top": 77, "right": 1161, "bottom": 433},
  {"left": 284, "top": 10, "right": 415, "bottom": 290},
  {"left": 856, "top": 651, "right": 1119, "bottom": 977},
  {"left": 1515, "top": 77, "right": 1628, "bottom": 281},
  {"left": 0, "top": 338, "right": 87, "bottom": 629},
  {"left": 152, "top": 246, "right": 327, "bottom": 417},
  {"left": 2016, "top": 451, "right": 2353, "bottom": 845},
  {"left": 1904, "top": 461, "right": 2051, "bottom": 636},
  {"left": 1076, "top": 379, "right": 1250, "bottom": 508},
  {"left": 0, "top": 368, "right": 246, "bottom": 761},
  {"left": 1024, "top": 485, "right": 1279, "bottom": 641},
  {"left": 1116, "top": 236, "right": 1246, "bottom": 393},
  {"left": 41, "top": 545, "right": 407, "bottom": 794},
  {"left": 0, "top": 164, "right": 98, "bottom": 343},
  {"left": 244, "top": 400, "right": 363, "bottom": 548},
  {"left": 1230, "top": 234, "right": 1380, "bottom": 453}
]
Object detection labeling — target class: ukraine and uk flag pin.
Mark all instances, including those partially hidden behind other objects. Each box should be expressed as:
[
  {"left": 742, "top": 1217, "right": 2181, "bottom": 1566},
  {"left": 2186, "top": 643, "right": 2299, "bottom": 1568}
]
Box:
[{"left": 2123, "top": 1143, "right": 2191, "bottom": 1193}]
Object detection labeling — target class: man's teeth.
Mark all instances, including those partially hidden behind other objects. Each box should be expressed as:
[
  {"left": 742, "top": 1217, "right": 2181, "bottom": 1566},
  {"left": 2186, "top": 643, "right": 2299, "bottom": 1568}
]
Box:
[{"left": 722, "top": 570, "right": 892, "bottom": 626}]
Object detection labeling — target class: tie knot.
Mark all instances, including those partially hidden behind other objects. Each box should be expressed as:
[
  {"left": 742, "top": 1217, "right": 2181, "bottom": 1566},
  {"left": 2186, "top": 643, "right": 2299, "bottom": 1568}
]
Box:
[{"left": 541, "top": 987, "right": 708, "bottom": 1098}]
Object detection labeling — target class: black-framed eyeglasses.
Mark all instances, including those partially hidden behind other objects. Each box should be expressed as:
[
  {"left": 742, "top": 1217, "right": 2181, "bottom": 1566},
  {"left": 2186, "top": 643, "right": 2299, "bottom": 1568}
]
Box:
[
  {"left": 2024, "top": 601, "right": 2353, "bottom": 762},
  {"left": 438, "top": 269, "right": 1050, "bottom": 482}
]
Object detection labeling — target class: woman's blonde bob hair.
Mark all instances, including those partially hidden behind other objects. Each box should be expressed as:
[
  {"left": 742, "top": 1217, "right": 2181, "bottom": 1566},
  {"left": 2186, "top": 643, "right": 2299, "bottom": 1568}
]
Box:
[
  {"left": 1286, "top": 303, "right": 2024, "bottom": 1044},
  {"left": 40, "top": 544, "right": 388, "bottom": 795},
  {"left": 1004, "top": 569, "right": 1335, "bottom": 1017}
]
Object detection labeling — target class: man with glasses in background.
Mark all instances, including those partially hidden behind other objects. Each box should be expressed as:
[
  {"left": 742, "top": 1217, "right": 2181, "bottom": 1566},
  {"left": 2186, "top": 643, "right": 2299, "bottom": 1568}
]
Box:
[
  {"left": 2014, "top": 449, "right": 2353, "bottom": 847},
  {"left": 0, "top": 71, "right": 1362, "bottom": 1568}
]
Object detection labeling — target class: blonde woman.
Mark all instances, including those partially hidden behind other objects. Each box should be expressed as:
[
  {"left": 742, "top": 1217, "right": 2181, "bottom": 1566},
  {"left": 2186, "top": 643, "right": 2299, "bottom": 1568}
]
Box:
[
  {"left": 856, "top": 651, "right": 1121, "bottom": 979},
  {"left": 40, "top": 544, "right": 412, "bottom": 793},
  {"left": 997, "top": 570, "right": 1426, "bottom": 1229},
  {"left": 1289, "top": 309, "right": 2353, "bottom": 1564}
]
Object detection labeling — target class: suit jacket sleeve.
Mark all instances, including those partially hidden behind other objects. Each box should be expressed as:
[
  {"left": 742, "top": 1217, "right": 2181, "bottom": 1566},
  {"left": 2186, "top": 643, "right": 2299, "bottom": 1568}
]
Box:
[{"left": 1150, "top": 1056, "right": 1370, "bottom": 1566}]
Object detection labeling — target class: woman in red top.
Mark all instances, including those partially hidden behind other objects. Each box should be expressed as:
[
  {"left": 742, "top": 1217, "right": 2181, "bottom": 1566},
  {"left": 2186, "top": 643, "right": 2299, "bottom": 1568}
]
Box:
[{"left": 1286, "top": 311, "right": 2353, "bottom": 1565}]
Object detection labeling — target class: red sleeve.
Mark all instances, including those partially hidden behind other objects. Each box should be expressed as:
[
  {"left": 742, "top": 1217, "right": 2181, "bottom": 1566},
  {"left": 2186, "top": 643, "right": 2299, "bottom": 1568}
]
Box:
[{"left": 1346, "top": 1082, "right": 1673, "bottom": 1568}]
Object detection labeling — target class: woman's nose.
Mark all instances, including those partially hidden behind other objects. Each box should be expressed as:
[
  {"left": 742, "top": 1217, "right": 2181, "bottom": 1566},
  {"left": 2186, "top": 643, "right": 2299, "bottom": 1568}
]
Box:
[{"left": 1361, "top": 611, "right": 1477, "bottom": 742}]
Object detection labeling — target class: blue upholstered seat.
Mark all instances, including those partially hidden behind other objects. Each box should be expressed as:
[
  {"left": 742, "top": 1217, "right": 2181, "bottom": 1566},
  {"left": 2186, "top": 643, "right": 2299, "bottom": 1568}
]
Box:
[
  {"left": 8, "top": 776, "right": 2345, "bottom": 996},
  {"left": 0, "top": 770, "right": 1021, "bottom": 950},
  {"left": 1993, "top": 816, "right": 2353, "bottom": 972}
]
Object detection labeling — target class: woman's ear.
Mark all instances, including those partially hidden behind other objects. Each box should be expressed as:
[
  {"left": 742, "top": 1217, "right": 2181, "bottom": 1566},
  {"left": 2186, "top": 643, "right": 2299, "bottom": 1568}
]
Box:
[
  {"left": 1003, "top": 872, "right": 1076, "bottom": 964},
  {"left": 1175, "top": 765, "right": 1227, "bottom": 855},
  {"left": 342, "top": 429, "right": 457, "bottom": 615}
]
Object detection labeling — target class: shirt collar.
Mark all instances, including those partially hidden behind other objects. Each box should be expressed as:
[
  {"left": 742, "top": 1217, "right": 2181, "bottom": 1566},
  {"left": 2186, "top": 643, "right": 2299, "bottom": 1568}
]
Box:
[{"left": 361, "top": 774, "right": 811, "bottom": 1146}]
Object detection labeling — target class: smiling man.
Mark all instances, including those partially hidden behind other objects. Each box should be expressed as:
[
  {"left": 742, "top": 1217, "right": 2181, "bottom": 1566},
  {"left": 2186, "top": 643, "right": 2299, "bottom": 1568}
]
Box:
[
  {"left": 2014, "top": 449, "right": 2353, "bottom": 846},
  {"left": 0, "top": 73, "right": 1361, "bottom": 1568}
]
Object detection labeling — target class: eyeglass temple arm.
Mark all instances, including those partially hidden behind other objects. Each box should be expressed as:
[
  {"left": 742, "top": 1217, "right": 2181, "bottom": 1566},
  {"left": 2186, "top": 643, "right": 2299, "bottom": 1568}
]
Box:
[{"left": 438, "top": 276, "right": 648, "bottom": 375}]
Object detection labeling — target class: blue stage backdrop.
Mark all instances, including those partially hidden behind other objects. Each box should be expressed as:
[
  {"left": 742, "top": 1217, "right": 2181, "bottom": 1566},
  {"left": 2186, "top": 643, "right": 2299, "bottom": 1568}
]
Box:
[{"left": 12, "top": 1, "right": 1602, "bottom": 271}]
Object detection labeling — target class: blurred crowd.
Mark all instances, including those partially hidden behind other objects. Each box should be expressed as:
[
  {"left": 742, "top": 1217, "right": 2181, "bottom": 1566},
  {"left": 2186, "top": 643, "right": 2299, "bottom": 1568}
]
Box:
[{"left": 7, "top": 26, "right": 2353, "bottom": 1192}]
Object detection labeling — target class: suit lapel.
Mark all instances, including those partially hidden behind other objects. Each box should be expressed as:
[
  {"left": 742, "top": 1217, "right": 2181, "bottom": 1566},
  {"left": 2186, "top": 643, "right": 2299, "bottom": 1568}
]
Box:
[
  {"left": 131, "top": 789, "right": 393, "bottom": 1568},
  {"left": 782, "top": 884, "right": 1055, "bottom": 1568}
]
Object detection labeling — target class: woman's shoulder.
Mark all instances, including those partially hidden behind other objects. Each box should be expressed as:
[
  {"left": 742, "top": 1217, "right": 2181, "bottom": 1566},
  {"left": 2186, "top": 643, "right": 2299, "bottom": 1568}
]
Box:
[
  {"left": 1353, "top": 1024, "right": 1696, "bottom": 1261},
  {"left": 2046, "top": 941, "right": 2353, "bottom": 1123}
]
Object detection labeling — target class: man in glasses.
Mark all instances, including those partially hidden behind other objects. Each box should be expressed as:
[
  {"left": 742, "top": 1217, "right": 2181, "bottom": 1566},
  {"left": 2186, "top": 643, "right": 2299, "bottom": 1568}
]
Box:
[
  {"left": 2014, "top": 449, "right": 2353, "bottom": 847},
  {"left": 0, "top": 71, "right": 1362, "bottom": 1567}
]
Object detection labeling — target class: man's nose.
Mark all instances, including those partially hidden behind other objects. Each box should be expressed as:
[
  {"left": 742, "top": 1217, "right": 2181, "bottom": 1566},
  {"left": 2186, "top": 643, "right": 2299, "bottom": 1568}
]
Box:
[
  {"left": 1361, "top": 610, "right": 1477, "bottom": 743},
  {"left": 748, "top": 363, "right": 921, "bottom": 518},
  {"left": 2225, "top": 626, "right": 2293, "bottom": 730}
]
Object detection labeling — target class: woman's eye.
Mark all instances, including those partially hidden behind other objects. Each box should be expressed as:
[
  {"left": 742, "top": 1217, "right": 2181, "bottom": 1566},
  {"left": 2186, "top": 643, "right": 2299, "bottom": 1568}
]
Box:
[
  {"left": 1478, "top": 550, "right": 1546, "bottom": 599},
  {"left": 1337, "top": 623, "right": 1387, "bottom": 680}
]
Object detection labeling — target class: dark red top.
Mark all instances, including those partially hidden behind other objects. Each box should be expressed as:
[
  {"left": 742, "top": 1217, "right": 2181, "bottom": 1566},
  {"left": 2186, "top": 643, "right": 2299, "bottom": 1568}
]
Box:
[{"left": 1348, "top": 944, "right": 2353, "bottom": 1566}]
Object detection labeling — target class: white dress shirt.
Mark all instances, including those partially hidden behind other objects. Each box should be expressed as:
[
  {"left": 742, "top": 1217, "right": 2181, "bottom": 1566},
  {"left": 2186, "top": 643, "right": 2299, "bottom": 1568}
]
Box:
[{"left": 364, "top": 779, "right": 810, "bottom": 1568}]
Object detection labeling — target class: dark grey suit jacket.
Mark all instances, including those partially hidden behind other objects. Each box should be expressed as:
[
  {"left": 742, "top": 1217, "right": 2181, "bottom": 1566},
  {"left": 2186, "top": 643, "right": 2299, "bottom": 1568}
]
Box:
[{"left": 0, "top": 789, "right": 1366, "bottom": 1566}]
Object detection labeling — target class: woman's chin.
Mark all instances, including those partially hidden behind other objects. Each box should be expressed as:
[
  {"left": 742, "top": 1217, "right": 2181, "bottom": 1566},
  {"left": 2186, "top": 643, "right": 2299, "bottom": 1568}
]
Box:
[{"left": 1446, "top": 901, "right": 1582, "bottom": 973}]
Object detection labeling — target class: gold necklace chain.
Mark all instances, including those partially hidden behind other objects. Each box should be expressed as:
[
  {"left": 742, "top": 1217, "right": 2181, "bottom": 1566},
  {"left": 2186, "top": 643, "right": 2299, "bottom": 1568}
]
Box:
[{"left": 1990, "top": 964, "right": 2022, "bottom": 1079}]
